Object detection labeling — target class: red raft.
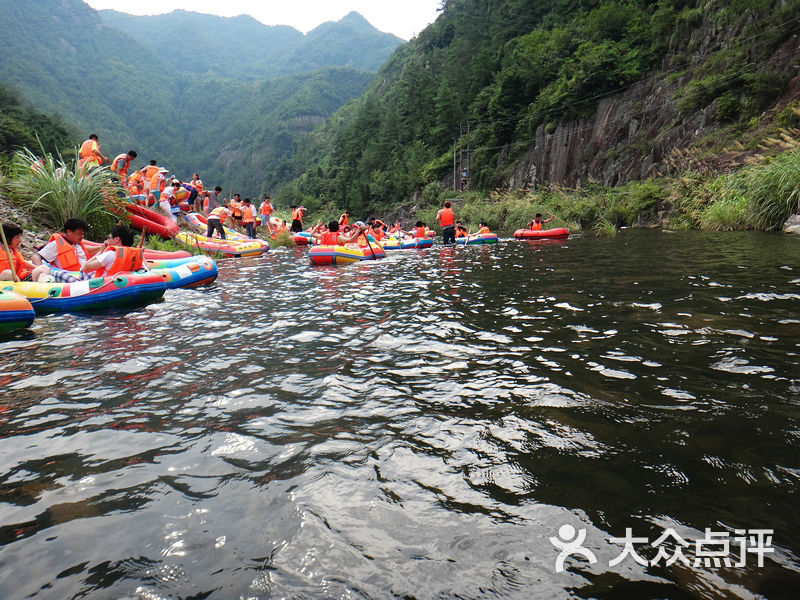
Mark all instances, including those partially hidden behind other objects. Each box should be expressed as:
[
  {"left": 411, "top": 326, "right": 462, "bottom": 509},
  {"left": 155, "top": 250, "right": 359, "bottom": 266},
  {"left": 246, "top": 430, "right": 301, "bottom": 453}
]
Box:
[
  {"left": 513, "top": 227, "right": 570, "bottom": 239},
  {"left": 125, "top": 204, "right": 179, "bottom": 239}
]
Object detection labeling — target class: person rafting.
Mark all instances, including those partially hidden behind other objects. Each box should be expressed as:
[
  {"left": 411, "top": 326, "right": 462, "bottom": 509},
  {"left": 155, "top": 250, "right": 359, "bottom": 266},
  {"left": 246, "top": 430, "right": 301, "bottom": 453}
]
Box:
[
  {"left": 290, "top": 205, "right": 305, "bottom": 233},
  {"left": 0, "top": 223, "right": 51, "bottom": 282},
  {"left": 369, "top": 221, "right": 386, "bottom": 242},
  {"left": 310, "top": 221, "right": 366, "bottom": 245},
  {"left": 477, "top": 221, "right": 491, "bottom": 234},
  {"left": 259, "top": 196, "right": 273, "bottom": 233},
  {"left": 80, "top": 225, "right": 147, "bottom": 278},
  {"left": 109, "top": 150, "right": 137, "bottom": 188},
  {"left": 32, "top": 218, "right": 98, "bottom": 282},
  {"left": 206, "top": 201, "right": 230, "bottom": 240},
  {"left": 411, "top": 221, "right": 428, "bottom": 238},
  {"left": 528, "top": 213, "right": 555, "bottom": 231},
  {"left": 338, "top": 211, "right": 350, "bottom": 228},
  {"left": 241, "top": 198, "right": 257, "bottom": 238},
  {"left": 78, "top": 134, "right": 107, "bottom": 172},
  {"left": 436, "top": 200, "right": 456, "bottom": 245},
  {"left": 455, "top": 222, "right": 468, "bottom": 238}
]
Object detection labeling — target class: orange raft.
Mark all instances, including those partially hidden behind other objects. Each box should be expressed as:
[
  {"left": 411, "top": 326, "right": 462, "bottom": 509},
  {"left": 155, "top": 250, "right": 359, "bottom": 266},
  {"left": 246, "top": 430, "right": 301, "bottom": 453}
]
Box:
[
  {"left": 0, "top": 290, "right": 35, "bottom": 332},
  {"left": 513, "top": 227, "right": 570, "bottom": 239}
]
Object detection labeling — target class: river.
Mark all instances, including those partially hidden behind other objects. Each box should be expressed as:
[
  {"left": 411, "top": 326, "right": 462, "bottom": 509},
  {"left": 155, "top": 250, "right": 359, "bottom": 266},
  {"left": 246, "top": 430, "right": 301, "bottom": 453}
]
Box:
[{"left": 1, "top": 229, "right": 798, "bottom": 599}]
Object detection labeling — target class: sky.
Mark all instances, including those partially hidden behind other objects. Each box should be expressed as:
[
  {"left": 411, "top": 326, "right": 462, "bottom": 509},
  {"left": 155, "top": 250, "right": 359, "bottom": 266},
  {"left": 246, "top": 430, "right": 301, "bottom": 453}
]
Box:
[{"left": 84, "top": 0, "right": 441, "bottom": 40}]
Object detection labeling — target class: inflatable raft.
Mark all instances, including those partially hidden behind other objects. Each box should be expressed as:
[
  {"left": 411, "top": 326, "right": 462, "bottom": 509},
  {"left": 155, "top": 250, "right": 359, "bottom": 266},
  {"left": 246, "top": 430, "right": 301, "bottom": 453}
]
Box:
[
  {"left": 381, "top": 236, "right": 433, "bottom": 250},
  {"left": 3, "top": 272, "right": 167, "bottom": 313},
  {"left": 83, "top": 240, "right": 191, "bottom": 261},
  {"left": 309, "top": 243, "right": 386, "bottom": 265},
  {"left": 125, "top": 204, "right": 179, "bottom": 239},
  {"left": 175, "top": 231, "right": 269, "bottom": 258},
  {"left": 150, "top": 256, "right": 218, "bottom": 289},
  {"left": 0, "top": 290, "right": 35, "bottom": 332},
  {"left": 513, "top": 227, "right": 570, "bottom": 239},
  {"left": 456, "top": 233, "right": 498, "bottom": 245}
]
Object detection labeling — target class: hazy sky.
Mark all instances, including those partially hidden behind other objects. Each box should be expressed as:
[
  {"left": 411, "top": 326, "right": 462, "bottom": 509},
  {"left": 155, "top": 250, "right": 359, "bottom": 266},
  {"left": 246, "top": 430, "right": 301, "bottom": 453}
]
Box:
[{"left": 84, "top": 0, "right": 441, "bottom": 40}]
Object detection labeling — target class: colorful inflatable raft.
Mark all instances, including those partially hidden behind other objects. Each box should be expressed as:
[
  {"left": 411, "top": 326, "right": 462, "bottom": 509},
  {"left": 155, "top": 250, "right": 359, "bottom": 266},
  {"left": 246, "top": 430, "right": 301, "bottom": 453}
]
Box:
[
  {"left": 381, "top": 236, "right": 433, "bottom": 250},
  {"left": 150, "top": 256, "right": 218, "bottom": 289},
  {"left": 0, "top": 290, "right": 35, "bottom": 332},
  {"left": 513, "top": 227, "right": 570, "bottom": 239},
  {"left": 456, "top": 233, "right": 498, "bottom": 245},
  {"left": 309, "top": 243, "right": 386, "bottom": 265},
  {"left": 3, "top": 272, "right": 167, "bottom": 313},
  {"left": 175, "top": 231, "right": 269, "bottom": 258}
]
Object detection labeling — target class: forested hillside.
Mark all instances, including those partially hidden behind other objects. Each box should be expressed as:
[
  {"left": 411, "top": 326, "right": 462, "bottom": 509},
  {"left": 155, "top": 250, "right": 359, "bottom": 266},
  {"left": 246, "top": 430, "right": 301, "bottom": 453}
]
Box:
[
  {"left": 278, "top": 0, "right": 800, "bottom": 216},
  {"left": 0, "top": 82, "right": 76, "bottom": 156},
  {"left": 0, "top": 0, "right": 395, "bottom": 192},
  {"left": 99, "top": 10, "right": 402, "bottom": 80}
]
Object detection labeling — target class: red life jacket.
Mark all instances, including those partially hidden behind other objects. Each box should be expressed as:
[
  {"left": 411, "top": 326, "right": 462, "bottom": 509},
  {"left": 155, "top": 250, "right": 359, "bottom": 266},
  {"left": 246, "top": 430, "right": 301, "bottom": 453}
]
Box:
[
  {"left": 413, "top": 226, "right": 427, "bottom": 238},
  {"left": 438, "top": 207, "right": 455, "bottom": 227},
  {"left": 93, "top": 246, "right": 144, "bottom": 277},
  {"left": 319, "top": 231, "right": 339, "bottom": 245}
]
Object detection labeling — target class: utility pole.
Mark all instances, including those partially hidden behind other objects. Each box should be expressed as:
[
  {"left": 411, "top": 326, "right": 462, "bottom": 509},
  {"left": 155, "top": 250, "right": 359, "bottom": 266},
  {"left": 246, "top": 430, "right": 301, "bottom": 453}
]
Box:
[{"left": 453, "top": 139, "right": 457, "bottom": 191}]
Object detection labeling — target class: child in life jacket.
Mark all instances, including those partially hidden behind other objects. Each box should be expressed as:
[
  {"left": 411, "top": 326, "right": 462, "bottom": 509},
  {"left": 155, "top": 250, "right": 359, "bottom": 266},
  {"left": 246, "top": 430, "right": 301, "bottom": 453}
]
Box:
[{"left": 0, "top": 222, "right": 51, "bottom": 282}]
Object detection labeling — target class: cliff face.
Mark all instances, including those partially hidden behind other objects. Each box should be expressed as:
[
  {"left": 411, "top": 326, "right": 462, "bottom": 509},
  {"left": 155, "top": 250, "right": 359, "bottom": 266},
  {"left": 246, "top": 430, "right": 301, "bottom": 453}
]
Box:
[{"left": 506, "top": 26, "right": 800, "bottom": 190}]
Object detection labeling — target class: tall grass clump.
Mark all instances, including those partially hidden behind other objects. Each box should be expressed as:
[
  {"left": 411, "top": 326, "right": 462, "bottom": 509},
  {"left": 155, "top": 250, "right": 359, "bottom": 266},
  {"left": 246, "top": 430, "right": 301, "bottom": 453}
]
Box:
[
  {"left": 3, "top": 147, "right": 126, "bottom": 238},
  {"left": 268, "top": 229, "right": 297, "bottom": 248},
  {"left": 744, "top": 145, "right": 800, "bottom": 229}
]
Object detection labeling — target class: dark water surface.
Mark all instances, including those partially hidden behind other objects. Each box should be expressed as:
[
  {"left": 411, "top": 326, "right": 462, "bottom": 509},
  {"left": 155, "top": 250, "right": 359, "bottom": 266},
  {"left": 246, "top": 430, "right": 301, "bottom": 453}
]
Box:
[{"left": 1, "top": 230, "right": 798, "bottom": 599}]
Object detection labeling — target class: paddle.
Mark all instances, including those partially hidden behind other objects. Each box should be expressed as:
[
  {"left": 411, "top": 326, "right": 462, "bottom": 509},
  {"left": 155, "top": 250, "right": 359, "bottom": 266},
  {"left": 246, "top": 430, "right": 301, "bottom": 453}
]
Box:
[
  {"left": 549, "top": 213, "right": 570, "bottom": 228},
  {"left": 0, "top": 224, "right": 21, "bottom": 282},
  {"left": 362, "top": 229, "right": 377, "bottom": 259}
]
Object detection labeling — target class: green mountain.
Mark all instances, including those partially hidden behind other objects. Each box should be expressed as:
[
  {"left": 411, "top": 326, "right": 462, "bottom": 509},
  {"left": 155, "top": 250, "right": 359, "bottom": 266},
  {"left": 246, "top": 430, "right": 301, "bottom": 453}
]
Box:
[
  {"left": 98, "top": 9, "right": 403, "bottom": 80},
  {"left": 0, "top": 0, "right": 393, "bottom": 192},
  {"left": 0, "top": 81, "right": 76, "bottom": 156},
  {"left": 278, "top": 0, "right": 800, "bottom": 215}
]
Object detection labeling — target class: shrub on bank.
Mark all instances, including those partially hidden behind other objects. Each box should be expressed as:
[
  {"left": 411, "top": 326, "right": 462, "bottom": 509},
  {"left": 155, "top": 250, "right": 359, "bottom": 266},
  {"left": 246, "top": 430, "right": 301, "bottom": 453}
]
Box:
[{"left": 2, "top": 147, "right": 126, "bottom": 239}]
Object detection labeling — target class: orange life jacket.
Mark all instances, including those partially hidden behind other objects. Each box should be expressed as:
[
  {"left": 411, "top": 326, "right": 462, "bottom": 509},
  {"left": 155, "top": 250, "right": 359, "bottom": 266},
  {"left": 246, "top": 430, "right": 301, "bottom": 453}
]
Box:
[
  {"left": 193, "top": 180, "right": 204, "bottom": 193},
  {"left": 230, "top": 200, "right": 242, "bottom": 218},
  {"left": 319, "top": 231, "right": 339, "bottom": 245},
  {"left": 438, "top": 207, "right": 455, "bottom": 227},
  {"left": 413, "top": 226, "right": 427, "bottom": 238},
  {"left": 291, "top": 208, "right": 300, "bottom": 221},
  {"left": 260, "top": 201, "right": 272, "bottom": 216},
  {"left": 93, "top": 246, "right": 144, "bottom": 277},
  {"left": 208, "top": 207, "right": 228, "bottom": 223},
  {"left": 478, "top": 226, "right": 490, "bottom": 234},
  {"left": 242, "top": 205, "right": 255, "bottom": 224},
  {"left": 78, "top": 139, "right": 99, "bottom": 167},
  {"left": 530, "top": 221, "right": 543, "bottom": 231},
  {"left": 339, "top": 214, "right": 349, "bottom": 226},
  {"left": 150, "top": 172, "right": 166, "bottom": 192},
  {"left": 0, "top": 246, "right": 31, "bottom": 280},
  {"left": 110, "top": 153, "right": 130, "bottom": 176},
  {"left": 371, "top": 228, "right": 385, "bottom": 241},
  {"left": 48, "top": 233, "right": 88, "bottom": 271}
]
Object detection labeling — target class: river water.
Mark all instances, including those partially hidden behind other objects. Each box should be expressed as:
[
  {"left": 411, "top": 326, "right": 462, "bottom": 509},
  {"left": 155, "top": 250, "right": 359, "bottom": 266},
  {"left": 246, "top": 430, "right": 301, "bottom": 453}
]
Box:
[{"left": 0, "top": 229, "right": 798, "bottom": 599}]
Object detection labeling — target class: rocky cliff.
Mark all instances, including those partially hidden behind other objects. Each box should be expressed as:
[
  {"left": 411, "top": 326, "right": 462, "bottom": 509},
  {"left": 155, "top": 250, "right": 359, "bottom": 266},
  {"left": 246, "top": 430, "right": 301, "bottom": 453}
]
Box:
[{"left": 507, "top": 27, "right": 800, "bottom": 190}]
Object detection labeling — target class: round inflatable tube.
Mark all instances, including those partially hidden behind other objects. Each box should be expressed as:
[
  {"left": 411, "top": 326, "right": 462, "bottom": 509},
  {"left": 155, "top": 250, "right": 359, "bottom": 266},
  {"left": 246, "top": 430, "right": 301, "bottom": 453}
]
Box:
[
  {"left": 175, "top": 232, "right": 269, "bottom": 258},
  {"left": 0, "top": 290, "right": 35, "bottom": 332},
  {"left": 125, "top": 203, "right": 179, "bottom": 239},
  {"left": 456, "top": 233, "right": 498, "bottom": 245},
  {"left": 2, "top": 272, "right": 167, "bottom": 314},
  {"left": 309, "top": 243, "right": 386, "bottom": 265},
  {"left": 513, "top": 227, "right": 570, "bottom": 239}
]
